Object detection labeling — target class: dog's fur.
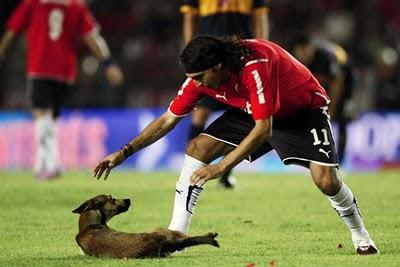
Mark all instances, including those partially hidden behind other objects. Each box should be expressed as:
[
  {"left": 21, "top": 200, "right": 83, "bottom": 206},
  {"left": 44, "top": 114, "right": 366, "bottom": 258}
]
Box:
[{"left": 72, "top": 194, "right": 219, "bottom": 258}]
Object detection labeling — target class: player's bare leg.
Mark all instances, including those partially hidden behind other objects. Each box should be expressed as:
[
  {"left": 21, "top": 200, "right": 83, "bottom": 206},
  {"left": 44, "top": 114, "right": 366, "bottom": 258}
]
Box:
[
  {"left": 309, "top": 163, "right": 378, "bottom": 255},
  {"left": 33, "top": 108, "right": 61, "bottom": 180},
  {"left": 169, "top": 134, "right": 234, "bottom": 233}
]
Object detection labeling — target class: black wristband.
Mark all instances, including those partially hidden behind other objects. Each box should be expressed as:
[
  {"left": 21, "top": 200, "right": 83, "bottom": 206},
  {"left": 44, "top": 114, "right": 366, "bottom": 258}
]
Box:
[
  {"left": 101, "top": 57, "right": 114, "bottom": 68},
  {"left": 121, "top": 147, "right": 129, "bottom": 159},
  {"left": 125, "top": 143, "right": 133, "bottom": 156},
  {"left": 120, "top": 143, "right": 133, "bottom": 159}
]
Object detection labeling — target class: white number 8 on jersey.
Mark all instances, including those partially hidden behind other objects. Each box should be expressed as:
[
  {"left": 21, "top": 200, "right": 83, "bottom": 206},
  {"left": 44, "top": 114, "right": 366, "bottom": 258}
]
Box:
[{"left": 48, "top": 8, "right": 64, "bottom": 41}]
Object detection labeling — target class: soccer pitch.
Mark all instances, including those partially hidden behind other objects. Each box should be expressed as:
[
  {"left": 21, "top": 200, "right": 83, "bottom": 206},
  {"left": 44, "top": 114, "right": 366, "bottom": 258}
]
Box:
[{"left": 0, "top": 170, "right": 399, "bottom": 267}]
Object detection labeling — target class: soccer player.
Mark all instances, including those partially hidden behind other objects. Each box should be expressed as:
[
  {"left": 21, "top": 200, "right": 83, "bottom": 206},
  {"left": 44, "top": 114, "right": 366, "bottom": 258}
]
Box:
[
  {"left": 93, "top": 36, "right": 378, "bottom": 255},
  {"left": 0, "top": 0, "right": 124, "bottom": 180},
  {"left": 292, "top": 35, "right": 356, "bottom": 164},
  {"left": 180, "top": 0, "right": 269, "bottom": 188}
]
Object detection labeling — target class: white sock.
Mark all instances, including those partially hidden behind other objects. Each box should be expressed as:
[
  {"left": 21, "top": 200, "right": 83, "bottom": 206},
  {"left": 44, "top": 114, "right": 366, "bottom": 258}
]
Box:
[
  {"left": 33, "top": 116, "right": 48, "bottom": 174},
  {"left": 328, "top": 182, "right": 370, "bottom": 242},
  {"left": 44, "top": 117, "right": 61, "bottom": 173},
  {"left": 34, "top": 114, "right": 60, "bottom": 174},
  {"left": 168, "top": 154, "right": 206, "bottom": 234}
]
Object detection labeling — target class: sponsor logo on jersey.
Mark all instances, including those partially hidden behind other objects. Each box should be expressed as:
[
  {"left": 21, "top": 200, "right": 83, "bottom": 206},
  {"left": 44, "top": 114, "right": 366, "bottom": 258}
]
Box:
[{"left": 215, "top": 92, "right": 228, "bottom": 101}]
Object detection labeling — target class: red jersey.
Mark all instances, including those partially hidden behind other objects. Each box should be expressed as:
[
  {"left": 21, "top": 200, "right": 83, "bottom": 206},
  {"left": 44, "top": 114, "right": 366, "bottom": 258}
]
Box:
[
  {"left": 169, "top": 39, "right": 330, "bottom": 120},
  {"left": 6, "top": 0, "right": 98, "bottom": 83}
]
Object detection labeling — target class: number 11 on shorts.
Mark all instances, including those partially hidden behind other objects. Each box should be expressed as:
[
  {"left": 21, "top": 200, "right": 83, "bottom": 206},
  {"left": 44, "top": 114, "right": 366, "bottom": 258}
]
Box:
[{"left": 310, "top": 128, "right": 330, "bottom": 146}]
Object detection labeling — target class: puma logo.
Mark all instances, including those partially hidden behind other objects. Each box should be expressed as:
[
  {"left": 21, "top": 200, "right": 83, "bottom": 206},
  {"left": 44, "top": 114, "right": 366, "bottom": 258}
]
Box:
[
  {"left": 318, "top": 148, "right": 331, "bottom": 158},
  {"left": 215, "top": 92, "right": 227, "bottom": 101},
  {"left": 175, "top": 189, "right": 183, "bottom": 194}
]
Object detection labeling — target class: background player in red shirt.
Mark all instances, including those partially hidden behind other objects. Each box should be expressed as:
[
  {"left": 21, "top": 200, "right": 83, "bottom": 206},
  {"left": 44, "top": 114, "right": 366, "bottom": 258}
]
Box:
[
  {"left": 0, "top": 0, "right": 124, "bottom": 180},
  {"left": 93, "top": 36, "right": 378, "bottom": 255},
  {"left": 180, "top": 0, "right": 269, "bottom": 188}
]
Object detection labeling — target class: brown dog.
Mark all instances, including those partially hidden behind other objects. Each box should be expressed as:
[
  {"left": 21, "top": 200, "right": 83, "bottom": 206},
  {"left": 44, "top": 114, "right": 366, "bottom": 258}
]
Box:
[{"left": 72, "top": 194, "right": 219, "bottom": 258}]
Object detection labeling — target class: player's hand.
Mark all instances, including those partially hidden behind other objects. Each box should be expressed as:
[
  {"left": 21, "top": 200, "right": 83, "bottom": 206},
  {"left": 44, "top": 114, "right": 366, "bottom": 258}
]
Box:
[
  {"left": 93, "top": 150, "right": 126, "bottom": 180},
  {"left": 190, "top": 163, "right": 225, "bottom": 186},
  {"left": 105, "top": 64, "right": 124, "bottom": 87}
]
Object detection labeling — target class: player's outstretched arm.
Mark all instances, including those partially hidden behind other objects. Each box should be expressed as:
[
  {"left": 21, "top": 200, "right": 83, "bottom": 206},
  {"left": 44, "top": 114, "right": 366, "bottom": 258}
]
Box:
[
  {"left": 0, "top": 30, "right": 16, "bottom": 64},
  {"left": 93, "top": 111, "right": 183, "bottom": 180},
  {"left": 83, "top": 31, "right": 124, "bottom": 87}
]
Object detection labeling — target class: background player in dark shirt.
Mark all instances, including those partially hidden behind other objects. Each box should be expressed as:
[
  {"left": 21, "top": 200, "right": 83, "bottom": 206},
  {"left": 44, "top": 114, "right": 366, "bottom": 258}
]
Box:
[
  {"left": 292, "top": 35, "right": 356, "bottom": 165},
  {"left": 180, "top": 0, "right": 269, "bottom": 188}
]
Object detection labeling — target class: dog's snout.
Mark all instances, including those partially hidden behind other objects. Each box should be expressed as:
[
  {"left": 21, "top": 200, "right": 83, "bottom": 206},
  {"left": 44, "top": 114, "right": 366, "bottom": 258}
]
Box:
[{"left": 124, "top": 199, "right": 131, "bottom": 206}]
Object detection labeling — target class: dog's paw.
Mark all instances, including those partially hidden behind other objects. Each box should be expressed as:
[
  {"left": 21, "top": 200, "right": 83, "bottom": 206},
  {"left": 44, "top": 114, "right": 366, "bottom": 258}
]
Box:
[
  {"left": 206, "top": 232, "right": 220, "bottom": 248},
  {"left": 207, "top": 232, "right": 218, "bottom": 238}
]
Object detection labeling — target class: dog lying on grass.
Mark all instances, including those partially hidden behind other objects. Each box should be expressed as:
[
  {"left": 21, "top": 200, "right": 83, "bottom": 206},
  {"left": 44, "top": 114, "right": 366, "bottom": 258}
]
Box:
[{"left": 72, "top": 194, "right": 219, "bottom": 258}]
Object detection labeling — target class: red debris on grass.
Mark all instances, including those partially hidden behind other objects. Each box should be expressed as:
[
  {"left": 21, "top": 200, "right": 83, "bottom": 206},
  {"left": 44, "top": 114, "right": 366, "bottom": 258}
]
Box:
[
  {"left": 269, "top": 259, "right": 276, "bottom": 267},
  {"left": 246, "top": 263, "right": 256, "bottom": 267}
]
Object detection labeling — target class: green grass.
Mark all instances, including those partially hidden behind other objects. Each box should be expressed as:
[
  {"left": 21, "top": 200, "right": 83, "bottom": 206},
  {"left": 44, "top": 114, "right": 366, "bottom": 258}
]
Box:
[{"left": 0, "top": 170, "right": 399, "bottom": 267}]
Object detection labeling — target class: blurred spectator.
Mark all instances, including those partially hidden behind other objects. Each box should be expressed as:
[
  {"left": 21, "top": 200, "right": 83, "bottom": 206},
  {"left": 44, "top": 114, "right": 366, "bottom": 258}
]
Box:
[
  {"left": 0, "top": 0, "right": 21, "bottom": 106},
  {"left": 0, "top": 0, "right": 123, "bottom": 180},
  {"left": 0, "top": 0, "right": 398, "bottom": 113},
  {"left": 374, "top": 46, "right": 400, "bottom": 110}
]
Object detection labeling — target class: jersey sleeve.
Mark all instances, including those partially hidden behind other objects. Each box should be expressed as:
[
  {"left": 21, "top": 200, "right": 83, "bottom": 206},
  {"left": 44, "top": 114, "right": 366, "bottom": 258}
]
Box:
[
  {"left": 78, "top": 2, "right": 98, "bottom": 36},
  {"left": 6, "top": 0, "right": 34, "bottom": 34},
  {"left": 243, "top": 60, "right": 280, "bottom": 120},
  {"left": 168, "top": 78, "right": 202, "bottom": 117},
  {"left": 180, "top": 0, "right": 199, "bottom": 14}
]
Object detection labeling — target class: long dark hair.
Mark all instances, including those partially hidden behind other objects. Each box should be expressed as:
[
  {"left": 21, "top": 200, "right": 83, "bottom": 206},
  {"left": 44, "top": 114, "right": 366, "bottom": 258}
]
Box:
[{"left": 180, "top": 36, "right": 254, "bottom": 73}]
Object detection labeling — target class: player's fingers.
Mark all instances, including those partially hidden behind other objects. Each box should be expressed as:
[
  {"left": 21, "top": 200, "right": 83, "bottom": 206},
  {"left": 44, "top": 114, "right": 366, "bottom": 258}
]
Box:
[
  {"left": 190, "top": 173, "right": 197, "bottom": 184},
  {"left": 96, "top": 164, "right": 107, "bottom": 180},
  {"left": 190, "top": 175, "right": 201, "bottom": 186},
  {"left": 195, "top": 178, "right": 206, "bottom": 187},
  {"left": 94, "top": 168, "right": 101, "bottom": 179},
  {"left": 104, "top": 167, "right": 111, "bottom": 180},
  {"left": 95, "top": 168, "right": 104, "bottom": 180},
  {"left": 93, "top": 164, "right": 101, "bottom": 178},
  {"left": 194, "top": 179, "right": 205, "bottom": 188},
  {"left": 94, "top": 160, "right": 108, "bottom": 175}
]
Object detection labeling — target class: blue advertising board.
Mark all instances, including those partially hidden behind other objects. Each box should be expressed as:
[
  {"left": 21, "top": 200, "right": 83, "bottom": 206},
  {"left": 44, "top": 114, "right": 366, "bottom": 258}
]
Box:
[{"left": 0, "top": 109, "right": 399, "bottom": 172}]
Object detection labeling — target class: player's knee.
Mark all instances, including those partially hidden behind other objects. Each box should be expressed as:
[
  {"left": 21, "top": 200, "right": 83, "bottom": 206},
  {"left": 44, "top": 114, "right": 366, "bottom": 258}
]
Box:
[{"left": 186, "top": 136, "right": 212, "bottom": 162}]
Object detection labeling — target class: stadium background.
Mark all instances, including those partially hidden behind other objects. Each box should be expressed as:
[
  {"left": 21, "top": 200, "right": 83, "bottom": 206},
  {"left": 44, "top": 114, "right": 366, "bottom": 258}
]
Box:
[{"left": 0, "top": 0, "right": 399, "bottom": 172}]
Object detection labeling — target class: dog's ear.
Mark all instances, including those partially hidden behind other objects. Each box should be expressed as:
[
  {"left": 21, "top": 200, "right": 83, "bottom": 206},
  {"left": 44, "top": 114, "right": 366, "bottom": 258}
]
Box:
[{"left": 72, "top": 200, "right": 92, "bottom": 214}]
